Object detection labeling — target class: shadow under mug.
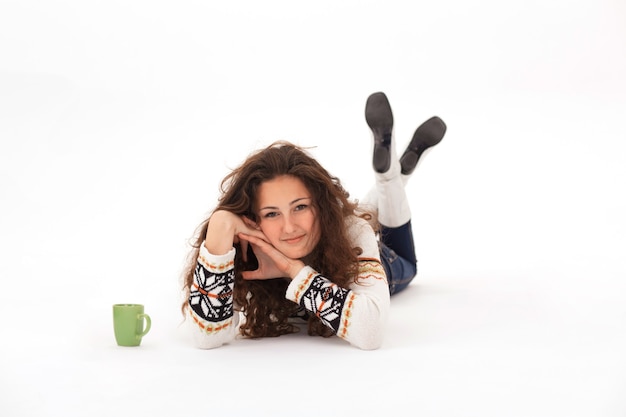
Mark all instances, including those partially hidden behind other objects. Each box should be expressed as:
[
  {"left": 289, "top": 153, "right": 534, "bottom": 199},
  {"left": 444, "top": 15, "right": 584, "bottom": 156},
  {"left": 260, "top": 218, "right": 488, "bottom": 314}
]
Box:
[{"left": 113, "top": 304, "right": 151, "bottom": 347}]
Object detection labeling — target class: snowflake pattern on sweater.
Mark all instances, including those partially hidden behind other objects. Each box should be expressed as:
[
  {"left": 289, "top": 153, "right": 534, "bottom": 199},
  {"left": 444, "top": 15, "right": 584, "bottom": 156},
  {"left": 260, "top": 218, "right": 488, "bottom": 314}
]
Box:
[
  {"left": 189, "top": 261, "right": 235, "bottom": 322},
  {"left": 294, "top": 272, "right": 349, "bottom": 333}
]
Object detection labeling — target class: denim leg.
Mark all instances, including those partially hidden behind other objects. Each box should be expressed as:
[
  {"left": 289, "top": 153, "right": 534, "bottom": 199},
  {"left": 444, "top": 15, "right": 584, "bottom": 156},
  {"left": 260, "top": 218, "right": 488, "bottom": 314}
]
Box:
[{"left": 379, "top": 221, "right": 418, "bottom": 295}]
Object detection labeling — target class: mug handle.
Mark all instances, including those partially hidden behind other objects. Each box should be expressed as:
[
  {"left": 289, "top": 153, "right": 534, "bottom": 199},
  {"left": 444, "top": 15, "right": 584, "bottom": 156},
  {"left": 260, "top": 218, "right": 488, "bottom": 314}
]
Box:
[{"left": 137, "top": 313, "right": 151, "bottom": 338}]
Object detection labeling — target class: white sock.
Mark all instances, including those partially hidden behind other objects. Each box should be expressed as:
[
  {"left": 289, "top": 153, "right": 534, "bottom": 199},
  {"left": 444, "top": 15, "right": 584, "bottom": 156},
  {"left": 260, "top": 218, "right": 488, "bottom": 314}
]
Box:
[
  {"left": 363, "top": 136, "right": 411, "bottom": 227},
  {"left": 375, "top": 167, "right": 411, "bottom": 227}
]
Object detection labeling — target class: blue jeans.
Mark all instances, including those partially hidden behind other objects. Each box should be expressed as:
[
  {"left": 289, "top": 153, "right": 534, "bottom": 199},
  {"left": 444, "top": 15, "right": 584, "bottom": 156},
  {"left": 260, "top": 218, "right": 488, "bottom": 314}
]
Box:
[{"left": 379, "top": 221, "right": 417, "bottom": 295}]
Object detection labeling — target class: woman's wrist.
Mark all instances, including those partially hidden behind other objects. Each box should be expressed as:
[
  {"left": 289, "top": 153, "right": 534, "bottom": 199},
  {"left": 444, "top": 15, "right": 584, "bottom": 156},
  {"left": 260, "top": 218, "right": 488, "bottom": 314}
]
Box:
[
  {"left": 204, "top": 212, "right": 236, "bottom": 255},
  {"left": 288, "top": 261, "right": 306, "bottom": 279}
]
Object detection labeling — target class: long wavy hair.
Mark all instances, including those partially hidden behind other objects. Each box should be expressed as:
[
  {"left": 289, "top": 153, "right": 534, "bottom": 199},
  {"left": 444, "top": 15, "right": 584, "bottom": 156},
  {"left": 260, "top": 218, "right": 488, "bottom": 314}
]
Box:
[{"left": 182, "top": 141, "right": 372, "bottom": 338}]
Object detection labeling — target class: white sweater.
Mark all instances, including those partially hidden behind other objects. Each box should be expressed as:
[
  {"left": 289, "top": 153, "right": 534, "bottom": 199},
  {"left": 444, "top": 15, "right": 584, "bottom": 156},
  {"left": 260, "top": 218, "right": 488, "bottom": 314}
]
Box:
[{"left": 185, "top": 215, "right": 390, "bottom": 350}]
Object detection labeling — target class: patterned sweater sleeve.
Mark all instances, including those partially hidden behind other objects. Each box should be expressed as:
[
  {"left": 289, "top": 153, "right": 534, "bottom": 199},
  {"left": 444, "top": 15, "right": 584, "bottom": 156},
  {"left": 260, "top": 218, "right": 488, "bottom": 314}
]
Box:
[
  {"left": 185, "top": 246, "right": 238, "bottom": 349},
  {"left": 285, "top": 216, "right": 390, "bottom": 350}
]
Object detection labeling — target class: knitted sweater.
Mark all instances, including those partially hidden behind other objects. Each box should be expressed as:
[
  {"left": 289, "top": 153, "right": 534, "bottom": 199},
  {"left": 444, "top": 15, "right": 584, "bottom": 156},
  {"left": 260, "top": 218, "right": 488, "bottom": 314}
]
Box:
[{"left": 185, "top": 215, "right": 390, "bottom": 350}]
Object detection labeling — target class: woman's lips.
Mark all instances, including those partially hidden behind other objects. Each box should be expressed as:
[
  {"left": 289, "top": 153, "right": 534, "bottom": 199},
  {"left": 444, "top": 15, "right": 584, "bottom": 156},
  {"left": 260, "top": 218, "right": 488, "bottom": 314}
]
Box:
[{"left": 284, "top": 235, "right": 304, "bottom": 244}]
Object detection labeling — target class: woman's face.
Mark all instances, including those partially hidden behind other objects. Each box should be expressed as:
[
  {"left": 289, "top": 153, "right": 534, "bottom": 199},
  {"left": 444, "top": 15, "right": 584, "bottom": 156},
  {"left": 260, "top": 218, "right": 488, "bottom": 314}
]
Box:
[{"left": 256, "top": 175, "right": 321, "bottom": 259}]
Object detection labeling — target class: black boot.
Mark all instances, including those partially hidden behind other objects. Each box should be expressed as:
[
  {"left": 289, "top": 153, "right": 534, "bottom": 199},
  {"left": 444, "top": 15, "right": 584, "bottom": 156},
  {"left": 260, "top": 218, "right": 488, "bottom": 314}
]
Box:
[
  {"left": 365, "top": 92, "right": 394, "bottom": 173},
  {"left": 399, "top": 116, "right": 446, "bottom": 175}
]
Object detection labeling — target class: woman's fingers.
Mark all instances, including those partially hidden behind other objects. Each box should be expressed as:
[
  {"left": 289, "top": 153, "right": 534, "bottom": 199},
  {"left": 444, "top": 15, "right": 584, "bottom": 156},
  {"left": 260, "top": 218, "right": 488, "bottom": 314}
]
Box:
[
  {"left": 238, "top": 232, "right": 268, "bottom": 248},
  {"left": 238, "top": 234, "right": 287, "bottom": 280}
]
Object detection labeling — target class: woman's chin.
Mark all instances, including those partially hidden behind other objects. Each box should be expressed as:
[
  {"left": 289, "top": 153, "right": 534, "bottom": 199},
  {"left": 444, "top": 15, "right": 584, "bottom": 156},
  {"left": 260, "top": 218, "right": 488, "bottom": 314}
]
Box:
[{"left": 280, "top": 247, "right": 310, "bottom": 260}]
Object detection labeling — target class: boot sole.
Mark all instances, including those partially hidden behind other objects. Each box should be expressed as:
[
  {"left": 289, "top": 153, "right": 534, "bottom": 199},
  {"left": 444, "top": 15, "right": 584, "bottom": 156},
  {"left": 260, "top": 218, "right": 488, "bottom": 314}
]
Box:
[
  {"left": 400, "top": 116, "right": 446, "bottom": 175},
  {"left": 365, "top": 92, "right": 394, "bottom": 173}
]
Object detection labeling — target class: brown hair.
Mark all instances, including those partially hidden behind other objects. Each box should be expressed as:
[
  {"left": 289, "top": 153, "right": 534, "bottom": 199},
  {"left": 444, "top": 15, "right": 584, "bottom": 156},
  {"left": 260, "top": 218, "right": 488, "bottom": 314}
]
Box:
[{"left": 182, "top": 141, "right": 369, "bottom": 338}]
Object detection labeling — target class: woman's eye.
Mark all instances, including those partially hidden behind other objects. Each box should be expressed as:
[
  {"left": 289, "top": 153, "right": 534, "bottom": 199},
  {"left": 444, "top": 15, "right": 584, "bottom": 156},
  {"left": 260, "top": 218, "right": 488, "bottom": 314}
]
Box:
[
  {"left": 294, "top": 204, "right": 308, "bottom": 211},
  {"left": 263, "top": 211, "right": 278, "bottom": 218}
]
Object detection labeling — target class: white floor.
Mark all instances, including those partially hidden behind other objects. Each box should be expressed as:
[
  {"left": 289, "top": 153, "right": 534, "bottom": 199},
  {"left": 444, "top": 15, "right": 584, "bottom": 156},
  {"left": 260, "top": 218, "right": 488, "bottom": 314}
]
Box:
[{"left": 1, "top": 1, "right": 625, "bottom": 416}]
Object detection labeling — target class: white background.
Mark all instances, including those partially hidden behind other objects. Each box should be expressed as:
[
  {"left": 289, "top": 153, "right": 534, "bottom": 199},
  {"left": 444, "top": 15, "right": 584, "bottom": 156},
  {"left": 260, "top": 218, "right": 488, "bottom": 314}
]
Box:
[{"left": 1, "top": 1, "right": 625, "bottom": 416}]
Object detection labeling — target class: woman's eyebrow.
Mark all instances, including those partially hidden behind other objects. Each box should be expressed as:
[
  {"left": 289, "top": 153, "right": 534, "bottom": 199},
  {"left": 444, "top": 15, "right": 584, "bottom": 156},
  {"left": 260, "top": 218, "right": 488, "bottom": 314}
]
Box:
[
  {"left": 290, "top": 197, "right": 311, "bottom": 205},
  {"left": 259, "top": 197, "right": 311, "bottom": 211}
]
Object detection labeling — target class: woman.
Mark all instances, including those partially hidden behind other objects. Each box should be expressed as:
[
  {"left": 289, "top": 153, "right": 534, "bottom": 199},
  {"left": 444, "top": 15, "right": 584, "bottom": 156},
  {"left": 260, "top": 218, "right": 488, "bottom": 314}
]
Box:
[{"left": 181, "top": 92, "right": 446, "bottom": 350}]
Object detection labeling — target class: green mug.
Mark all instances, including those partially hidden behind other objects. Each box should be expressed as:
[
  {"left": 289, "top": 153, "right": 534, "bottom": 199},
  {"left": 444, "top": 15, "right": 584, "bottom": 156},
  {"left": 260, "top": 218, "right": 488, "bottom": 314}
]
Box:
[{"left": 113, "top": 304, "right": 151, "bottom": 347}]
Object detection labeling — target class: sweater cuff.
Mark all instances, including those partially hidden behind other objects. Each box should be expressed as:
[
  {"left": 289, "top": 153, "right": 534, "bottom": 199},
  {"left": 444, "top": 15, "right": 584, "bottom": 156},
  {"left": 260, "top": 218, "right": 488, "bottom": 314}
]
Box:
[
  {"left": 198, "top": 243, "right": 236, "bottom": 270},
  {"left": 285, "top": 265, "right": 317, "bottom": 304}
]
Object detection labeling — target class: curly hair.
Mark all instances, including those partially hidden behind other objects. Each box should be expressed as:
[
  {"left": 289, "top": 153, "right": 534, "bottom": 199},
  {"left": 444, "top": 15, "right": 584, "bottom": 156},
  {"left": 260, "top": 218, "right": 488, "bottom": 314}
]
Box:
[{"left": 182, "top": 141, "right": 371, "bottom": 338}]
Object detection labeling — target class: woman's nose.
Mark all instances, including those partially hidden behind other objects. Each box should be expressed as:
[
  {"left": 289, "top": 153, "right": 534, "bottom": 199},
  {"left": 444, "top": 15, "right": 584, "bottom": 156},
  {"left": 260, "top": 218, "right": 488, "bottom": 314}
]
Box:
[{"left": 282, "top": 214, "right": 296, "bottom": 232}]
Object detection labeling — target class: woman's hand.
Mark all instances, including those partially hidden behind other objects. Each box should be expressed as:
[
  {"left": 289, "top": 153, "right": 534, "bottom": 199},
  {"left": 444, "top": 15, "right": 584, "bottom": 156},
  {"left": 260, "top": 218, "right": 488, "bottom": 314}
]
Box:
[
  {"left": 204, "top": 210, "right": 265, "bottom": 258},
  {"left": 237, "top": 232, "right": 305, "bottom": 280}
]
